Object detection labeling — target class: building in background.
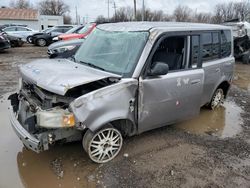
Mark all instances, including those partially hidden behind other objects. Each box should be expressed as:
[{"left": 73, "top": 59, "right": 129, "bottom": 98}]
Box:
[{"left": 0, "top": 8, "right": 63, "bottom": 31}]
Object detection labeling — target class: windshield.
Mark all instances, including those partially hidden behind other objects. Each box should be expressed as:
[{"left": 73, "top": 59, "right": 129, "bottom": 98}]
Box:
[
  {"left": 65, "top": 26, "right": 83, "bottom": 34},
  {"left": 77, "top": 24, "right": 94, "bottom": 34},
  {"left": 74, "top": 28, "right": 149, "bottom": 77},
  {"left": 45, "top": 28, "right": 53, "bottom": 33}
]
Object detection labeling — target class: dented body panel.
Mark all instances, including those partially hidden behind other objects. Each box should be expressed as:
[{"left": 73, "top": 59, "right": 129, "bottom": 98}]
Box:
[{"left": 70, "top": 79, "right": 138, "bottom": 132}]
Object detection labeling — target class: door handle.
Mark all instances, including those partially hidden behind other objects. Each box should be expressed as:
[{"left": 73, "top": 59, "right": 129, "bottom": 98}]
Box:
[{"left": 191, "top": 79, "right": 201, "bottom": 85}]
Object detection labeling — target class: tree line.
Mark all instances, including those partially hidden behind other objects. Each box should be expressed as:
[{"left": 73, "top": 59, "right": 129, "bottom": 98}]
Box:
[
  {"left": 5, "top": 0, "right": 250, "bottom": 25},
  {"left": 96, "top": 1, "right": 250, "bottom": 24}
]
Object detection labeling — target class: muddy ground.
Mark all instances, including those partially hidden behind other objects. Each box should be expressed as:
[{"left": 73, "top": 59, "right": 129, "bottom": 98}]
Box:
[{"left": 0, "top": 45, "right": 249, "bottom": 188}]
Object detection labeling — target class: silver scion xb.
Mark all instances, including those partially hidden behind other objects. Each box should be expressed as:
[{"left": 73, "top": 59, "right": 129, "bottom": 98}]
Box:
[{"left": 8, "top": 22, "right": 234, "bottom": 163}]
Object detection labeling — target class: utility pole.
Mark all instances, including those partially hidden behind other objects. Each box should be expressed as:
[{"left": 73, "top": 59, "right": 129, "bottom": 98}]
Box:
[
  {"left": 75, "top": 6, "right": 78, "bottom": 25},
  {"left": 133, "top": 0, "right": 136, "bottom": 21},
  {"left": 107, "top": 0, "right": 110, "bottom": 22},
  {"left": 113, "top": 2, "right": 117, "bottom": 22},
  {"left": 142, "top": 0, "right": 145, "bottom": 21}
]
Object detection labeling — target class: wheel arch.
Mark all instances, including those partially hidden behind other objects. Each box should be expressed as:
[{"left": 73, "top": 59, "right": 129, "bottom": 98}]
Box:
[
  {"left": 87, "top": 118, "right": 137, "bottom": 137},
  {"left": 216, "top": 80, "right": 231, "bottom": 98}
]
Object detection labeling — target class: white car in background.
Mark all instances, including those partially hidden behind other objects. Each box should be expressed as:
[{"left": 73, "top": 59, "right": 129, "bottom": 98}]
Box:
[{"left": 3, "top": 26, "right": 38, "bottom": 42}]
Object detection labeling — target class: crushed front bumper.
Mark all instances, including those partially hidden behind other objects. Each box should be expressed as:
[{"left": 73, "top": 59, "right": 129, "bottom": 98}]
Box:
[{"left": 9, "top": 106, "right": 42, "bottom": 152}]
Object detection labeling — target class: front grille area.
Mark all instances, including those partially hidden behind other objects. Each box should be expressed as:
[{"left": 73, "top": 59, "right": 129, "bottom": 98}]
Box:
[{"left": 21, "top": 81, "right": 73, "bottom": 110}]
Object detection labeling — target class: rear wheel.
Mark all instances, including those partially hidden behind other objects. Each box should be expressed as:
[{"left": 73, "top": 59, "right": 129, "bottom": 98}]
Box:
[
  {"left": 83, "top": 127, "right": 123, "bottom": 163},
  {"left": 36, "top": 38, "right": 47, "bottom": 47},
  {"left": 27, "top": 36, "right": 33, "bottom": 43},
  {"left": 208, "top": 88, "right": 224, "bottom": 110}
]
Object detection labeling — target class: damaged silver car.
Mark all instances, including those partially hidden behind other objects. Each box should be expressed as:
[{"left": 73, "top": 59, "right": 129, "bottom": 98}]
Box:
[{"left": 9, "top": 22, "right": 234, "bottom": 163}]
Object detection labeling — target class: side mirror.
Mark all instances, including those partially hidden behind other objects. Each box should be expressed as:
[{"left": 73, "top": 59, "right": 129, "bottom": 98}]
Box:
[{"left": 148, "top": 62, "right": 169, "bottom": 77}]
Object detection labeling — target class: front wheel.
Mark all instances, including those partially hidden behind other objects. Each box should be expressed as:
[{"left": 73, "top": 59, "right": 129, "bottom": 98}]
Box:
[
  {"left": 36, "top": 38, "right": 47, "bottom": 47},
  {"left": 208, "top": 88, "right": 224, "bottom": 110},
  {"left": 83, "top": 127, "right": 123, "bottom": 163}
]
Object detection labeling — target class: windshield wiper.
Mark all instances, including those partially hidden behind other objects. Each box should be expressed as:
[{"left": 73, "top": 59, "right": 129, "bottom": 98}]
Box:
[{"left": 79, "top": 61, "right": 106, "bottom": 71}]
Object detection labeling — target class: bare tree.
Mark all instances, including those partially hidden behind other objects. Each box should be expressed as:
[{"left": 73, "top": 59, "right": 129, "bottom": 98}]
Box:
[
  {"left": 96, "top": 15, "right": 109, "bottom": 23},
  {"left": 173, "top": 5, "right": 192, "bottom": 22},
  {"left": 63, "top": 15, "right": 72, "bottom": 24},
  {"left": 9, "top": 0, "right": 31, "bottom": 9},
  {"left": 193, "top": 12, "right": 212, "bottom": 23},
  {"left": 38, "top": 0, "right": 70, "bottom": 15},
  {"left": 212, "top": 1, "right": 250, "bottom": 23}
]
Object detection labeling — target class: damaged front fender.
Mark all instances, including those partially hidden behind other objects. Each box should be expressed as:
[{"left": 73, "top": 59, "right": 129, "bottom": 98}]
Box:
[{"left": 70, "top": 79, "right": 138, "bottom": 133}]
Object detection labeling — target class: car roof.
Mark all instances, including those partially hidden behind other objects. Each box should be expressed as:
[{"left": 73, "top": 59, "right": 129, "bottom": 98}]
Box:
[
  {"left": 97, "top": 22, "right": 230, "bottom": 32},
  {"left": 4, "top": 26, "right": 30, "bottom": 29}
]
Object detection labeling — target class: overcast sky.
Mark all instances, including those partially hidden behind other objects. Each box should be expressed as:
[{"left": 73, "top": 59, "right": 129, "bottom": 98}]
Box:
[{"left": 0, "top": 0, "right": 245, "bottom": 22}]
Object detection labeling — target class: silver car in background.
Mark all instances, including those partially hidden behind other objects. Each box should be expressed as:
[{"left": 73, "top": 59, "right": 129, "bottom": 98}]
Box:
[
  {"left": 9, "top": 22, "right": 234, "bottom": 163},
  {"left": 3, "top": 26, "right": 38, "bottom": 42}
]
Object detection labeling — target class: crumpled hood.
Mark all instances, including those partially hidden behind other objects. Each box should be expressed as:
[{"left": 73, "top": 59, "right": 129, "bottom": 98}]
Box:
[{"left": 19, "top": 59, "right": 120, "bottom": 96}]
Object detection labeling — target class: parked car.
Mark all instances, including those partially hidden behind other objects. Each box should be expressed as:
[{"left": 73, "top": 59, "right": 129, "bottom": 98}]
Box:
[
  {"left": 0, "top": 32, "right": 10, "bottom": 51},
  {"left": 7, "top": 33, "right": 24, "bottom": 47},
  {"left": 8, "top": 22, "right": 234, "bottom": 163},
  {"left": 31, "top": 26, "right": 73, "bottom": 47},
  {"left": 52, "top": 25, "right": 85, "bottom": 42},
  {"left": 48, "top": 38, "right": 84, "bottom": 58},
  {"left": 0, "top": 23, "right": 28, "bottom": 30},
  {"left": 56, "top": 23, "right": 96, "bottom": 41},
  {"left": 3, "top": 26, "right": 38, "bottom": 42}
]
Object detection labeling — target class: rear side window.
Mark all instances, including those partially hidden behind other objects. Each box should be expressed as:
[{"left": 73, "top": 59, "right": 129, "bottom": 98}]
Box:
[
  {"left": 190, "top": 35, "right": 199, "bottom": 68},
  {"left": 221, "top": 30, "right": 231, "bottom": 57},
  {"left": 4, "top": 27, "right": 16, "bottom": 31},
  {"left": 202, "top": 32, "right": 222, "bottom": 62}
]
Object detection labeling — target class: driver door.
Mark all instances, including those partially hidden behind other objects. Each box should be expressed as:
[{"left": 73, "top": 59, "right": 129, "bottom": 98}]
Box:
[{"left": 138, "top": 34, "right": 204, "bottom": 133}]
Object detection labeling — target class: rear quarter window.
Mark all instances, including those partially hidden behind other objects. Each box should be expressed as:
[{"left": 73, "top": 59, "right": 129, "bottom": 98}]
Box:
[
  {"left": 221, "top": 30, "right": 231, "bottom": 57},
  {"left": 201, "top": 33, "right": 213, "bottom": 62}
]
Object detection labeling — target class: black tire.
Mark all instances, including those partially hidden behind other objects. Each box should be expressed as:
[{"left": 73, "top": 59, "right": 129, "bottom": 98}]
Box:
[
  {"left": 17, "top": 40, "right": 24, "bottom": 47},
  {"left": 36, "top": 38, "right": 47, "bottom": 47},
  {"left": 82, "top": 127, "right": 123, "bottom": 163},
  {"left": 242, "top": 52, "right": 250, "bottom": 64},
  {"left": 26, "top": 36, "right": 33, "bottom": 43},
  {"left": 208, "top": 88, "right": 224, "bottom": 110}
]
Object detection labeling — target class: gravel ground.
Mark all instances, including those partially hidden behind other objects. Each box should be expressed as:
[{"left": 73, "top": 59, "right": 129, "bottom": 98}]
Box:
[{"left": 0, "top": 44, "right": 249, "bottom": 188}]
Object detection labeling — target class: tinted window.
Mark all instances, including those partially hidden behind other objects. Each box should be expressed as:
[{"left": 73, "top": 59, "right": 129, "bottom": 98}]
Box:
[
  {"left": 212, "top": 32, "right": 219, "bottom": 58},
  {"left": 221, "top": 30, "right": 231, "bottom": 57},
  {"left": 17, "top": 27, "right": 28, "bottom": 31},
  {"left": 202, "top": 33, "right": 213, "bottom": 62},
  {"left": 190, "top": 35, "right": 199, "bottom": 68},
  {"left": 52, "top": 29, "right": 63, "bottom": 33},
  {"left": 4, "top": 27, "right": 16, "bottom": 31}
]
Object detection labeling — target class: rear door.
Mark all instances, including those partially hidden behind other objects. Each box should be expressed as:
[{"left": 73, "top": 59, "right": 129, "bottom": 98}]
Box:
[{"left": 138, "top": 34, "right": 204, "bottom": 133}]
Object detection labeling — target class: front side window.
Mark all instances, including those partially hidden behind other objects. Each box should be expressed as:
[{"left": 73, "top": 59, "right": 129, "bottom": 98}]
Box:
[
  {"left": 151, "top": 36, "right": 186, "bottom": 72},
  {"left": 75, "top": 29, "right": 149, "bottom": 77}
]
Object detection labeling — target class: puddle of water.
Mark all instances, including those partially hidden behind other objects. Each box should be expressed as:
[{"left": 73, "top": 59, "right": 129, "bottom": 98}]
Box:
[
  {"left": 175, "top": 101, "right": 243, "bottom": 138},
  {"left": 0, "top": 94, "right": 97, "bottom": 188},
  {"left": 233, "top": 63, "right": 250, "bottom": 91}
]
